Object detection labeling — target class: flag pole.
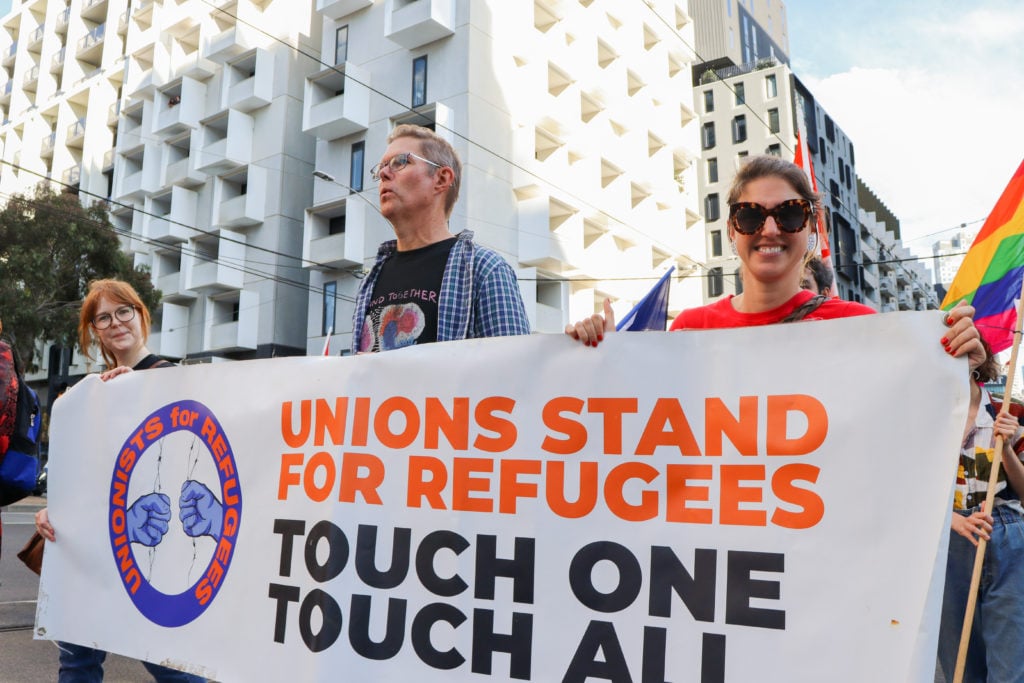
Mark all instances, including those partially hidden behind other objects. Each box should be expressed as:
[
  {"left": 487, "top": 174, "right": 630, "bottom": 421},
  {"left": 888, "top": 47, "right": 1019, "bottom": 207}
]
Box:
[
  {"left": 953, "top": 278, "right": 1024, "bottom": 682},
  {"left": 321, "top": 326, "right": 333, "bottom": 356}
]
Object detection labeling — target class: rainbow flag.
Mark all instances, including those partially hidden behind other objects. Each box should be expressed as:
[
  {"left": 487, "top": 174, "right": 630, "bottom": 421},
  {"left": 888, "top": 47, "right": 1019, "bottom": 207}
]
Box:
[{"left": 942, "top": 160, "right": 1024, "bottom": 353}]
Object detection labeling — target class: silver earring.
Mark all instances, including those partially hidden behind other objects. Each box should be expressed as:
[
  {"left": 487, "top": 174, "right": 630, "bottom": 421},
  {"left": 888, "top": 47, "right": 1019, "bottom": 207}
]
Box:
[
  {"left": 729, "top": 240, "right": 738, "bottom": 256},
  {"left": 806, "top": 232, "right": 818, "bottom": 254}
]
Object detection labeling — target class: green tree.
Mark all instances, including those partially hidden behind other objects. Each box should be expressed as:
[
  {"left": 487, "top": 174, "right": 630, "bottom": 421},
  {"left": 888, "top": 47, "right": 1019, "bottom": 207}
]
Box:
[{"left": 0, "top": 187, "right": 160, "bottom": 371}]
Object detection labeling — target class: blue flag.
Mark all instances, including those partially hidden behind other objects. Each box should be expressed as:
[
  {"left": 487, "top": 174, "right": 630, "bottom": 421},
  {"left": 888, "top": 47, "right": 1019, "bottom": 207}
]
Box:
[{"left": 616, "top": 267, "right": 674, "bottom": 331}]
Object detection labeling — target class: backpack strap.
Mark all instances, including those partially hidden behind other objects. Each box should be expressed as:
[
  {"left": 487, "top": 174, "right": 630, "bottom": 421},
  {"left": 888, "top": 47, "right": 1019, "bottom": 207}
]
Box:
[{"left": 781, "top": 295, "right": 828, "bottom": 323}]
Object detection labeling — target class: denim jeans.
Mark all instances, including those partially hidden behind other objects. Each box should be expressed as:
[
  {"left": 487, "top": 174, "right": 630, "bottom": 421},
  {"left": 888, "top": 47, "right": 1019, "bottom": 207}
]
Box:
[
  {"left": 937, "top": 504, "right": 1024, "bottom": 683},
  {"left": 57, "top": 642, "right": 205, "bottom": 683}
]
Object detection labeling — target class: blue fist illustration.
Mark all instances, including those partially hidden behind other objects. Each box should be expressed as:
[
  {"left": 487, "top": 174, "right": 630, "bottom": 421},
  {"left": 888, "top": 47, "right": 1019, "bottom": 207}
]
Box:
[
  {"left": 126, "top": 492, "right": 172, "bottom": 547},
  {"left": 179, "top": 480, "right": 224, "bottom": 539}
]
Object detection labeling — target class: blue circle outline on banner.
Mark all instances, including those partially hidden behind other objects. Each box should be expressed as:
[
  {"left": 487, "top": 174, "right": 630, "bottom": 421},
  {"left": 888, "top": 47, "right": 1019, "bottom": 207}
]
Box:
[{"left": 108, "top": 400, "right": 242, "bottom": 627}]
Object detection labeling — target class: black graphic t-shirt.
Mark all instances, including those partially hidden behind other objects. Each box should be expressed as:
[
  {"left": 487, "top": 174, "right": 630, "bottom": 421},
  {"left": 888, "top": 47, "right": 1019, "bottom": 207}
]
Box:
[{"left": 359, "top": 238, "right": 456, "bottom": 353}]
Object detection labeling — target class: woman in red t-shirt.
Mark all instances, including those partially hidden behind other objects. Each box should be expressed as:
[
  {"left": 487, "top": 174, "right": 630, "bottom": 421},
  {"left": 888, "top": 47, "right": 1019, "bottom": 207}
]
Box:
[{"left": 566, "top": 155, "right": 983, "bottom": 362}]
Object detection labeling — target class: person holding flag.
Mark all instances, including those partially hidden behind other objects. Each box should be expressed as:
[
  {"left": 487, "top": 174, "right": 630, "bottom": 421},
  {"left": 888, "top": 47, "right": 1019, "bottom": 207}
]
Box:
[
  {"left": 565, "top": 156, "right": 985, "bottom": 366},
  {"left": 935, "top": 158, "right": 1024, "bottom": 682},
  {"left": 937, "top": 339, "right": 1024, "bottom": 683}
]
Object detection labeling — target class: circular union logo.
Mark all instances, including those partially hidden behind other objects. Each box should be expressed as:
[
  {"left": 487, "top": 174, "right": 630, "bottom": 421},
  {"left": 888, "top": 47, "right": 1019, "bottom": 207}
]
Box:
[{"left": 108, "top": 400, "right": 242, "bottom": 627}]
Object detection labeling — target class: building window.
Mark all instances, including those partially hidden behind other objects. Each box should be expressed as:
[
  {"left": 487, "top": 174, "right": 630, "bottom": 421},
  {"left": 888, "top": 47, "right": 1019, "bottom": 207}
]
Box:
[
  {"left": 701, "top": 122, "right": 716, "bottom": 150},
  {"left": 734, "top": 81, "right": 745, "bottom": 106},
  {"left": 765, "top": 73, "right": 777, "bottom": 98},
  {"left": 706, "top": 157, "right": 718, "bottom": 183},
  {"left": 704, "top": 193, "right": 720, "bottom": 222},
  {"left": 710, "top": 229, "right": 723, "bottom": 257},
  {"left": 819, "top": 137, "right": 827, "bottom": 164},
  {"left": 335, "top": 25, "right": 349, "bottom": 65},
  {"left": 829, "top": 179, "right": 841, "bottom": 209},
  {"left": 703, "top": 89, "right": 714, "bottom": 113},
  {"left": 350, "top": 140, "right": 364, "bottom": 192},
  {"left": 412, "top": 55, "right": 428, "bottom": 108},
  {"left": 824, "top": 115, "right": 835, "bottom": 142},
  {"left": 323, "top": 281, "right": 337, "bottom": 336},
  {"left": 767, "top": 107, "right": 780, "bottom": 133},
  {"left": 732, "top": 115, "right": 747, "bottom": 143},
  {"left": 734, "top": 269, "right": 744, "bottom": 294},
  {"left": 767, "top": 143, "right": 781, "bottom": 156},
  {"left": 708, "top": 267, "right": 724, "bottom": 297}
]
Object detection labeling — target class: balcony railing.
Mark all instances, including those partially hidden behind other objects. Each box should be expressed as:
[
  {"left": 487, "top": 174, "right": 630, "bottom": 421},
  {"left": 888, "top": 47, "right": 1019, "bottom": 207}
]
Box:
[
  {"left": 6, "top": 42, "right": 18, "bottom": 59},
  {"left": 78, "top": 24, "right": 106, "bottom": 52},
  {"left": 30, "top": 25, "right": 45, "bottom": 46},
  {"left": 67, "top": 117, "right": 86, "bottom": 140},
  {"left": 41, "top": 131, "right": 56, "bottom": 154},
  {"left": 63, "top": 164, "right": 82, "bottom": 185}
]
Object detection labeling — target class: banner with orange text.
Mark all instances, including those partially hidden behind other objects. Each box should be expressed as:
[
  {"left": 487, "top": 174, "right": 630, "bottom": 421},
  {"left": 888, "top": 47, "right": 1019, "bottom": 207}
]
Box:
[{"left": 37, "top": 312, "right": 967, "bottom": 682}]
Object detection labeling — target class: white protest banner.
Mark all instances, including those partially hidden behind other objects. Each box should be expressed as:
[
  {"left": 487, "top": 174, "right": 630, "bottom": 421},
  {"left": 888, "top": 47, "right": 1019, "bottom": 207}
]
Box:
[{"left": 37, "top": 312, "right": 966, "bottom": 682}]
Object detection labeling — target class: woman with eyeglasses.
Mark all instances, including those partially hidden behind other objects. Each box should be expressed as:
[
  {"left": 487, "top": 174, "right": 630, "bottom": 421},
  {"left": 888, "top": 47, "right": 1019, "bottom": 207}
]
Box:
[
  {"left": 34, "top": 279, "right": 204, "bottom": 683},
  {"left": 566, "top": 155, "right": 983, "bottom": 363}
]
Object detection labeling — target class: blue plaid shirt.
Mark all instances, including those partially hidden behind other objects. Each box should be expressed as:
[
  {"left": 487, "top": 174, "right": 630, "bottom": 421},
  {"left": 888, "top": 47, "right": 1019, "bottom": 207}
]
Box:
[{"left": 351, "top": 230, "right": 530, "bottom": 352}]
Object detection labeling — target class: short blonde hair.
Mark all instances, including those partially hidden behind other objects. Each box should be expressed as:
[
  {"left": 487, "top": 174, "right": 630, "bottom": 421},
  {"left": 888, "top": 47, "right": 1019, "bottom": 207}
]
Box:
[{"left": 387, "top": 124, "right": 462, "bottom": 217}]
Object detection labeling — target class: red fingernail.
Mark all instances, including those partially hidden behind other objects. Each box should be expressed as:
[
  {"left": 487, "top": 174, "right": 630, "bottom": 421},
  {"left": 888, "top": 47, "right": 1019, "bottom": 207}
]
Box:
[
  {"left": 946, "top": 316, "right": 954, "bottom": 325},
  {"left": 597, "top": 335, "right": 604, "bottom": 342},
  {"left": 941, "top": 337, "right": 949, "bottom": 346},
  {"left": 945, "top": 346, "right": 953, "bottom": 354}
]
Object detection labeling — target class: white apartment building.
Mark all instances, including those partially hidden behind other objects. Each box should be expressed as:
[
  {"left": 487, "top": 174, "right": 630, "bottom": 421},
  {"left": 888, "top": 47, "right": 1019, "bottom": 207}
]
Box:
[
  {"left": 690, "top": 0, "right": 790, "bottom": 68},
  {"left": 858, "top": 179, "right": 938, "bottom": 312},
  {"left": 932, "top": 228, "right": 976, "bottom": 290},
  {"left": 1, "top": 0, "right": 705, "bottom": 372},
  {"left": 692, "top": 56, "right": 938, "bottom": 310},
  {"left": 0, "top": 0, "right": 320, "bottom": 376},
  {"left": 303, "top": 0, "right": 705, "bottom": 352},
  {"left": 694, "top": 58, "right": 793, "bottom": 300}
]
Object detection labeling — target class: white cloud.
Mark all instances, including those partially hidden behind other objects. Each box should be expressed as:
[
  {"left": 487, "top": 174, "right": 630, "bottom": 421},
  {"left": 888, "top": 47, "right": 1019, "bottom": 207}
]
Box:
[
  {"left": 788, "top": 2, "right": 1024, "bottom": 251},
  {"left": 804, "top": 59, "right": 1024, "bottom": 249}
]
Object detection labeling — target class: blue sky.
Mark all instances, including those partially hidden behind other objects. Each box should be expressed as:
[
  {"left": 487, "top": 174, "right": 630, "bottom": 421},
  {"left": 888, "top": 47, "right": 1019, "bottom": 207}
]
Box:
[
  {"left": 782, "top": 0, "right": 1024, "bottom": 253},
  {"left": 0, "top": 1, "right": 9, "bottom": 19}
]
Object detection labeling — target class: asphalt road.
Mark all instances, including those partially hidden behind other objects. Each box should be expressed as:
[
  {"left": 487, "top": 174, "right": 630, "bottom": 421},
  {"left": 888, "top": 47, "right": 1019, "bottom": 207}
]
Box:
[{"left": 1, "top": 498, "right": 149, "bottom": 682}]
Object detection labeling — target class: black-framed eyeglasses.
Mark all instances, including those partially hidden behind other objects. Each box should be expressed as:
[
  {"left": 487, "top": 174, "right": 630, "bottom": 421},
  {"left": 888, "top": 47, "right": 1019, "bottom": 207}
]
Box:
[
  {"left": 370, "top": 152, "right": 442, "bottom": 182},
  {"left": 92, "top": 305, "right": 137, "bottom": 330},
  {"left": 729, "top": 198, "right": 812, "bottom": 235}
]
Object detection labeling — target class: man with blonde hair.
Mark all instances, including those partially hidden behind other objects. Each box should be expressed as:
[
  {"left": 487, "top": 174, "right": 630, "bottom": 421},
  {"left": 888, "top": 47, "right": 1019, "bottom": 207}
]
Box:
[{"left": 351, "top": 124, "right": 529, "bottom": 352}]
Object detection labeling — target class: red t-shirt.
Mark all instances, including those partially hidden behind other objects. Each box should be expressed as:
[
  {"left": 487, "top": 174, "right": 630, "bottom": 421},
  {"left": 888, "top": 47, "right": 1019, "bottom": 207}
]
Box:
[{"left": 669, "top": 290, "right": 876, "bottom": 330}]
